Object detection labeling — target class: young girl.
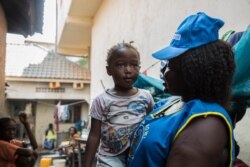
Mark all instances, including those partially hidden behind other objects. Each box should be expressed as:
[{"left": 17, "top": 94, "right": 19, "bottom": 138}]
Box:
[
  {"left": 0, "top": 112, "right": 38, "bottom": 167},
  {"left": 83, "top": 42, "right": 154, "bottom": 167}
]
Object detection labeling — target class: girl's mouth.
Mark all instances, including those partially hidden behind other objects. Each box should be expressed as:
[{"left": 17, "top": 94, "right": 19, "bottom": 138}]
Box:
[{"left": 124, "top": 78, "right": 133, "bottom": 82}]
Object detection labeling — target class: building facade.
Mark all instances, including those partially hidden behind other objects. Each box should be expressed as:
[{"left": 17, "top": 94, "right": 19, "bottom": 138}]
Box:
[{"left": 6, "top": 51, "right": 90, "bottom": 146}]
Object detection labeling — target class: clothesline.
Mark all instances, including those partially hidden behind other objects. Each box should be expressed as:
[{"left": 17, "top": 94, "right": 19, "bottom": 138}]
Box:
[
  {"left": 35, "top": 100, "right": 86, "bottom": 107},
  {"left": 54, "top": 100, "right": 86, "bottom": 131},
  {"left": 142, "top": 61, "right": 160, "bottom": 74}
]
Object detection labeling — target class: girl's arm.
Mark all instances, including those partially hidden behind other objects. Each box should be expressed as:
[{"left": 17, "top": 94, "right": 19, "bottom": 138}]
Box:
[{"left": 83, "top": 118, "right": 101, "bottom": 167}]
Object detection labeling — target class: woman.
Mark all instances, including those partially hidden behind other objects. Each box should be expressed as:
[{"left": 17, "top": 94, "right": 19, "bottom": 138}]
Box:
[
  {"left": 127, "top": 12, "right": 236, "bottom": 167},
  {"left": 44, "top": 123, "right": 56, "bottom": 150}
]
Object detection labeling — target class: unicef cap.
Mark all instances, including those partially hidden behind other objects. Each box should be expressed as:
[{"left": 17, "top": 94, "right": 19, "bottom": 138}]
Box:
[{"left": 152, "top": 12, "right": 224, "bottom": 60}]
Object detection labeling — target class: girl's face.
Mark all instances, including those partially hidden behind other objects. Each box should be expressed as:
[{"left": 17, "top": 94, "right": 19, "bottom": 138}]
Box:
[
  {"left": 3, "top": 120, "right": 17, "bottom": 141},
  {"left": 106, "top": 47, "right": 141, "bottom": 91},
  {"left": 162, "top": 56, "right": 185, "bottom": 96}
]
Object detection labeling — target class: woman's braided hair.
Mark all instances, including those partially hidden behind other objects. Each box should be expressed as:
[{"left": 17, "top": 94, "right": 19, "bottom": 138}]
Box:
[
  {"left": 106, "top": 41, "right": 140, "bottom": 66},
  {"left": 180, "top": 40, "right": 235, "bottom": 108}
]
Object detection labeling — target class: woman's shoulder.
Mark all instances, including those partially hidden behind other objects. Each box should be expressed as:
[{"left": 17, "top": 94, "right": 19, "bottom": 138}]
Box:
[{"left": 168, "top": 116, "right": 230, "bottom": 166}]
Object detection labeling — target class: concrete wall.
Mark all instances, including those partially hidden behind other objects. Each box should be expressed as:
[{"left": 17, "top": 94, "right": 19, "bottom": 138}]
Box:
[
  {"left": 0, "top": 4, "right": 7, "bottom": 113},
  {"left": 90, "top": 0, "right": 250, "bottom": 164}
]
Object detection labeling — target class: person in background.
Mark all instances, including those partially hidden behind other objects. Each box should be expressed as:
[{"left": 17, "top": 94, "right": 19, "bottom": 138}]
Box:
[
  {"left": 0, "top": 112, "right": 38, "bottom": 167},
  {"left": 68, "top": 126, "right": 80, "bottom": 145},
  {"left": 44, "top": 123, "right": 56, "bottom": 150},
  {"left": 127, "top": 12, "right": 236, "bottom": 167},
  {"left": 58, "top": 126, "right": 81, "bottom": 166},
  {"left": 83, "top": 42, "right": 155, "bottom": 167},
  {"left": 59, "top": 126, "right": 80, "bottom": 148}
]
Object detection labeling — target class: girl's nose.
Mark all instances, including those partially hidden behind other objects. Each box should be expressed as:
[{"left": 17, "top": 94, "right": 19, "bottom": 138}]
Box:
[{"left": 124, "top": 65, "right": 132, "bottom": 72}]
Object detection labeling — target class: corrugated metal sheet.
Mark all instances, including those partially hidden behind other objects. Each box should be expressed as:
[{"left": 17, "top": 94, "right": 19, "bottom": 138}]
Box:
[{"left": 1, "top": 0, "right": 44, "bottom": 37}]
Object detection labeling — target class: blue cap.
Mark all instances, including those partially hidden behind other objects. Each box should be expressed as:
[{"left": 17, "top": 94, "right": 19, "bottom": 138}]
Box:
[{"left": 152, "top": 12, "right": 224, "bottom": 60}]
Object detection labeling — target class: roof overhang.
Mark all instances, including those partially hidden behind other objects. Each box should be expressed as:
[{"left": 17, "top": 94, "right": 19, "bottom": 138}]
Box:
[
  {"left": 56, "top": 0, "right": 102, "bottom": 57},
  {"left": 6, "top": 76, "right": 90, "bottom": 84},
  {"left": 1, "top": 0, "right": 44, "bottom": 37}
]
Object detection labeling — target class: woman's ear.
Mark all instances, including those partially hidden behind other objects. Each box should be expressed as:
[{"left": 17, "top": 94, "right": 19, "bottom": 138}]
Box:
[{"left": 106, "top": 66, "right": 112, "bottom": 76}]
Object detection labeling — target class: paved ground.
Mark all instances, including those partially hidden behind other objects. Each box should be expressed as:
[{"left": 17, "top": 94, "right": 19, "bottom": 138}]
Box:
[{"left": 35, "top": 150, "right": 67, "bottom": 167}]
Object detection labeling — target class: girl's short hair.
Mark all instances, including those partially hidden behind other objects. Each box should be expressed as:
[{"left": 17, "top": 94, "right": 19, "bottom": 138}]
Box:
[{"left": 106, "top": 41, "right": 140, "bottom": 66}]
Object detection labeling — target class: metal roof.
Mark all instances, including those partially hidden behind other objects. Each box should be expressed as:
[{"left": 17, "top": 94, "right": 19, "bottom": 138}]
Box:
[{"left": 21, "top": 51, "right": 90, "bottom": 80}]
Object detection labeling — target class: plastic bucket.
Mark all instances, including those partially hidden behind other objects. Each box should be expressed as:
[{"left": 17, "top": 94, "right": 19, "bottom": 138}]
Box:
[
  {"left": 53, "top": 159, "right": 66, "bottom": 167},
  {"left": 40, "top": 157, "right": 52, "bottom": 167}
]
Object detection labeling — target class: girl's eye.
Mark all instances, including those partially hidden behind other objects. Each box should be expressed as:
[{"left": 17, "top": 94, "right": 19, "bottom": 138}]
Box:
[
  {"left": 115, "top": 63, "right": 139, "bottom": 70},
  {"left": 116, "top": 64, "right": 125, "bottom": 69},
  {"left": 131, "top": 64, "right": 139, "bottom": 68},
  {"left": 6, "top": 127, "right": 16, "bottom": 131}
]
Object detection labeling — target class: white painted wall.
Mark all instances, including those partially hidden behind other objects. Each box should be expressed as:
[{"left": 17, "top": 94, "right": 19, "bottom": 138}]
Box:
[
  {"left": 6, "top": 81, "right": 90, "bottom": 103},
  {"left": 91, "top": 0, "right": 250, "bottom": 100},
  {"left": 90, "top": 0, "right": 250, "bottom": 164}
]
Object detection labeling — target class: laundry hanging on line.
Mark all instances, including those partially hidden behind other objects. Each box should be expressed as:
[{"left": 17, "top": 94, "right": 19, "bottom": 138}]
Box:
[{"left": 57, "top": 104, "right": 70, "bottom": 122}]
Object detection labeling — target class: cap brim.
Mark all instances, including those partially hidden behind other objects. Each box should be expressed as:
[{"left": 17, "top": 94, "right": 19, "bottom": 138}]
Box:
[{"left": 152, "top": 46, "right": 188, "bottom": 60}]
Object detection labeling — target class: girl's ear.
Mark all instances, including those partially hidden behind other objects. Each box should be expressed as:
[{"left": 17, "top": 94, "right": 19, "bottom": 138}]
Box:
[{"left": 106, "top": 66, "right": 112, "bottom": 76}]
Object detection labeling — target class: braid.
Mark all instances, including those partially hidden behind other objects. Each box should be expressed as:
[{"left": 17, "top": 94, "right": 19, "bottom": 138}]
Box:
[
  {"left": 106, "top": 41, "right": 140, "bottom": 66},
  {"left": 180, "top": 40, "right": 235, "bottom": 108}
]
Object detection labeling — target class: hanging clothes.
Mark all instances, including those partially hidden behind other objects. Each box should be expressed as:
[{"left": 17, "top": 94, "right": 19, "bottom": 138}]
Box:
[{"left": 58, "top": 105, "right": 70, "bottom": 122}]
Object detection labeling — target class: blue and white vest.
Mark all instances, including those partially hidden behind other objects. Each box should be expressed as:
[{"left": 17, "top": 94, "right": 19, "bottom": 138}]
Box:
[{"left": 127, "top": 97, "right": 235, "bottom": 167}]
